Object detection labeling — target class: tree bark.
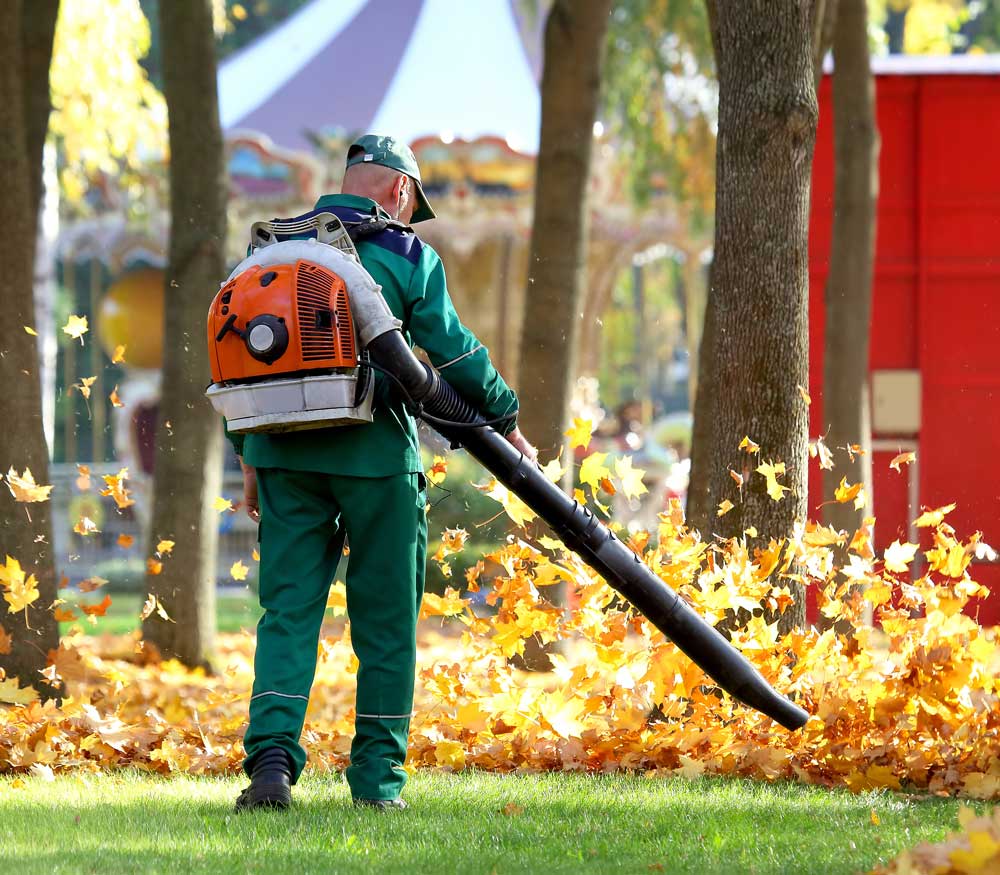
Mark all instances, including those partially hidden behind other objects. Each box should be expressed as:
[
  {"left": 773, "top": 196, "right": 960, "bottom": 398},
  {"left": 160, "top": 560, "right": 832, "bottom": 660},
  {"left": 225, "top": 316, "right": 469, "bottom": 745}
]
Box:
[
  {"left": 517, "top": 0, "right": 612, "bottom": 465},
  {"left": 142, "top": 0, "right": 227, "bottom": 668},
  {"left": 0, "top": 0, "right": 60, "bottom": 698},
  {"left": 822, "top": 0, "right": 879, "bottom": 540},
  {"left": 687, "top": 1, "right": 819, "bottom": 630}
]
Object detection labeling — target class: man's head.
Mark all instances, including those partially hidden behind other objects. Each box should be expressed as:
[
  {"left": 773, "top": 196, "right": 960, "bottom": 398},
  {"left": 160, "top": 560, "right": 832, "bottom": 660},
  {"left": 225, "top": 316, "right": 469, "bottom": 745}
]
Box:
[{"left": 341, "top": 135, "right": 435, "bottom": 224}]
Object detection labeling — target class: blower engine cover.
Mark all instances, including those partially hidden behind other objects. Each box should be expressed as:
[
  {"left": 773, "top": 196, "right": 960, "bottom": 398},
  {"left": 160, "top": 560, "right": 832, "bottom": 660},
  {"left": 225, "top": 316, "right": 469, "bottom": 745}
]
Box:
[{"left": 206, "top": 239, "right": 378, "bottom": 434}]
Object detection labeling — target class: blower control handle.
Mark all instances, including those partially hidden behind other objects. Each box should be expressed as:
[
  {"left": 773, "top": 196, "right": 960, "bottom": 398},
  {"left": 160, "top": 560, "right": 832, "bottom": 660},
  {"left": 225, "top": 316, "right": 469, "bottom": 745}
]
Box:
[{"left": 216, "top": 312, "right": 247, "bottom": 343}]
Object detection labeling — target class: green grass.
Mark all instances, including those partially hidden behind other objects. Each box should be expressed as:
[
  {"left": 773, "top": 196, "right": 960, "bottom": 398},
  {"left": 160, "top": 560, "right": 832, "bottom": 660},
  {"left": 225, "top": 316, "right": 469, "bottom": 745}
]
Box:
[
  {"left": 0, "top": 770, "right": 991, "bottom": 875},
  {"left": 61, "top": 592, "right": 263, "bottom": 636}
]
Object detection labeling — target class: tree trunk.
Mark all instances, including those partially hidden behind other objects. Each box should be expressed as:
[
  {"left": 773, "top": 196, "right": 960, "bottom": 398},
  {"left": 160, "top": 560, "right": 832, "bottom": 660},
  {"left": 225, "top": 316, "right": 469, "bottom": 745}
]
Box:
[
  {"left": 517, "top": 0, "right": 612, "bottom": 465},
  {"left": 142, "top": 0, "right": 227, "bottom": 668},
  {"left": 0, "top": 0, "right": 60, "bottom": 698},
  {"left": 688, "top": 1, "right": 819, "bottom": 631},
  {"left": 822, "top": 0, "right": 879, "bottom": 540}
]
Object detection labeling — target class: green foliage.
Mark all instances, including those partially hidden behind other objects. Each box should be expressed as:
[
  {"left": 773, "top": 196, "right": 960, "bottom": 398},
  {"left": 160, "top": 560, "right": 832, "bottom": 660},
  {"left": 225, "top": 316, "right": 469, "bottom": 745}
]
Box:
[
  {"left": 602, "top": 0, "right": 717, "bottom": 222},
  {"left": 0, "top": 770, "right": 987, "bottom": 875}
]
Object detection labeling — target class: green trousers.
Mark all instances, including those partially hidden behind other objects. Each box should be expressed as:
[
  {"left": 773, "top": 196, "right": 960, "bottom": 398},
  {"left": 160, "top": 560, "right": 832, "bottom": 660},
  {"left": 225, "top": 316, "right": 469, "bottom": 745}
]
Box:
[{"left": 242, "top": 467, "right": 427, "bottom": 800}]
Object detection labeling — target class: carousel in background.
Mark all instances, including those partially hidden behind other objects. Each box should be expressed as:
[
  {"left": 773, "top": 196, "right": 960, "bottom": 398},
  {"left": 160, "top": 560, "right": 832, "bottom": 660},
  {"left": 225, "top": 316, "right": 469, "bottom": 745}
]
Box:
[{"left": 50, "top": 0, "right": 711, "bottom": 581}]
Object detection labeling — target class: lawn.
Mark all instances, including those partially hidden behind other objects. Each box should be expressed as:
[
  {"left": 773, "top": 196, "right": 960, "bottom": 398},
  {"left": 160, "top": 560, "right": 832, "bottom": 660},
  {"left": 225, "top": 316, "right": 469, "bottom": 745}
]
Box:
[
  {"left": 0, "top": 769, "right": 990, "bottom": 875},
  {"left": 61, "top": 591, "right": 263, "bottom": 636}
]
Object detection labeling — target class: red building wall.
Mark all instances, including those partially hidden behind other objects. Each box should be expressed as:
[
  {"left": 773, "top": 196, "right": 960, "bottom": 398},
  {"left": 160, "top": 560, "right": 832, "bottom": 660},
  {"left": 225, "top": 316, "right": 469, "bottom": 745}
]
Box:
[{"left": 808, "top": 64, "right": 1000, "bottom": 626}]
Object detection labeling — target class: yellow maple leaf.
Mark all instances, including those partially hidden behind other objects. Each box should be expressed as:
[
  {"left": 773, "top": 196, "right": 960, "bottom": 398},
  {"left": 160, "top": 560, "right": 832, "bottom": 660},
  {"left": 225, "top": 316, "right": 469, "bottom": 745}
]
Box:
[
  {"left": 949, "top": 830, "right": 1000, "bottom": 873},
  {"left": 420, "top": 587, "right": 468, "bottom": 619},
  {"left": 230, "top": 560, "right": 248, "bottom": 581},
  {"left": 140, "top": 593, "right": 172, "bottom": 622},
  {"left": 564, "top": 417, "right": 594, "bottom": 450},
  {"left": 252, "top": 546, "right": 260, "bottom": 562},
  {"left": 540, "top": 456, "right": 567, "bottom": 484},
  {"left": 426, "top": 455, "right": 448, "bottom": 486},
  {"left": 756, "top": 460, "right": 788, "bottom": 501},
  {"left": 5, "top": 467, "right": 53, "bottom": 503},
  {"left": 112, "top": 344, "right": 127, "bottom": 363},
  {"left": 915, "top": 502, "right": 957, "bottom": 528},
  {"left": 476, "top": 479, "right": 536, "bottom": 527},
  {"left": 4, "top": 571, "right": 40, "bottom": 613},
  {"left": 156, "top": 540, "right": 175, "bottom": 556},
  {"left": 834, "top": 477, "right": 865, "bottom": 509},
  {"left": 579, "top": 452, "right": 611, "bottom": 491},
  {"left": 0, "top": 677, "right": 39, "bottom": 705},
  {"left": 614, "top": 456, "right": 648, "bottom": 500},
  {"left": 717, "top": 499, "right": 734, "bottom": 517},
  {"left": 433, "top": 739, "right": 466, "bottom": 770},
  {"left": 884, "top": 540, "right": 918, "bottom": 574},
  {"left": 213, "top": 496, "right": 234, "bottom": 513},
  {"left": 808, "top": 437, "right": 835, "bottom": 470},
  {"left": 739, "top": 436, "right": 760, "bottom": 454},
  {"left": 100, "top": 468, "right": 135, "bottom": 509},
  {"left": 62, "top": 314, "right": 88, "bottom": 344},
  {"left": 109, "top": 385, "right": 124, "bottom": 408}
]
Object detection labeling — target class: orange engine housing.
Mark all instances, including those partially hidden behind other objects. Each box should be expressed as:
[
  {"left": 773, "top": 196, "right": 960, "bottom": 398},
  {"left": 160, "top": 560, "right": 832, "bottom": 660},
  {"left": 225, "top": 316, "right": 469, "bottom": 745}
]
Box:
[{"left": 208, "top": 260, "right": 358, "bottom": 384}]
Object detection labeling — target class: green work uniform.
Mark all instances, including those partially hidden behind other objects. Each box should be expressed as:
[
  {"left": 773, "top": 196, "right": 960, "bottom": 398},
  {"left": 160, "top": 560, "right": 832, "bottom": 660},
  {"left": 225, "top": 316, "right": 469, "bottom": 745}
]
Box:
[{"left": 227, "top": 194, "right": 518, "bottom": 800}]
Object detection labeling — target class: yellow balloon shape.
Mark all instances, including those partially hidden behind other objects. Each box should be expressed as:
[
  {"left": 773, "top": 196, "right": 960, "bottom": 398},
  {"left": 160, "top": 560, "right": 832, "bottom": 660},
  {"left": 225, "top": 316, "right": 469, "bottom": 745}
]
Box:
[{"left": 97, "top": 268, "right": 165, "bottom": 370}]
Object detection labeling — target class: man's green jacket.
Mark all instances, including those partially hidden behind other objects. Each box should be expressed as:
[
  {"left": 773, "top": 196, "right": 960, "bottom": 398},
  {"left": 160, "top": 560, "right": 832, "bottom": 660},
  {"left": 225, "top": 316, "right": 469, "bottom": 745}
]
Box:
[{"left": 222, "top": 194, "right": 518, "bottom": 477}]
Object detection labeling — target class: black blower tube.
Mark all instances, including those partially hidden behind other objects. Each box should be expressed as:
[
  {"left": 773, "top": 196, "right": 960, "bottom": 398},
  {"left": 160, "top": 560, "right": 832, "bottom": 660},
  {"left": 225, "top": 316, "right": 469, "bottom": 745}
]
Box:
[{"left": 367, "top": 332, "right": 810, "bottom": 731}]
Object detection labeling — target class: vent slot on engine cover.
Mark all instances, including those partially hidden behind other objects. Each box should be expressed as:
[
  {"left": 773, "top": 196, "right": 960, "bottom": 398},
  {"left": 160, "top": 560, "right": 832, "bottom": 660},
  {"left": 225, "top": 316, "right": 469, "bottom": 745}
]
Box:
[{"left": 295, "top": 261, "right": 356, "bottom": 364}]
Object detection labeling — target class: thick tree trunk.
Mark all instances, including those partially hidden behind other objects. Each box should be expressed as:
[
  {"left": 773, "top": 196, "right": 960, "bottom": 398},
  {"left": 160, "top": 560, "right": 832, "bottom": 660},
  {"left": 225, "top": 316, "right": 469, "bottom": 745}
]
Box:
[
  {"left": 517, "top": 0, "right": 612, "bottom": 465},
  {"left": 822, "top": 0, "right": 879, "bottom": 539},
  {"left": 142, "top": 0, "right": 227, "bottom": 668},
  {"left": 688, "top": 1, "right": 819, "bottom": 630},
  {"left": 0, "top": 0, "right": 60, "bottom": 698}
]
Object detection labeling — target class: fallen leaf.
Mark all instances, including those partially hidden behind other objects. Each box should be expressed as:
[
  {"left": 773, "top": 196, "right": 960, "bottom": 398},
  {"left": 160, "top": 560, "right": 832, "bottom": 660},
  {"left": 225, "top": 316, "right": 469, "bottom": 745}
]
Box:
[
  {"left": 109, "top": 386, "right": 124, "bottom": 408},
  {"left": 739, "top": 436, "right": 760, "bottom": 454},
  {"left": 230, "top": 561, "right": 248, "bottom": 582},
  {"left": 884, "top": 540, "right": 918, "bottom": 574},
  {"left": 24, "top": 326, "right": 37, "bottom": 336},
  {"left": 717, "top": 500, "right": 734, "bottom": 517},
  {"left": 915, "top": 503, "right": 957, "bottom": 528},
  {"left": 213, "top": 496, "right": 234, "bottom": 513},
  {"left": 615, "top": 456, "right": 648, "bottom": 501},
  {"left": 117, "top": 534, "right": 134, "bottom": 549},
  {"left": 80, "top": 594, "right": 112, "bottom": 617},
  {"left": 797, "top": 385, "right": 811, "bottom": 405},
  {"left": 112, "top": 344, "right": 126, "bottom": 363},
  {"left": 73, "top": 517, "right": 100, "bottom": 536},
  {"left": 756, "top": 460, "right": 788, "bottom": 501},
  {"left": 156, "top": 540, "right": 175, "bottom": 556}
]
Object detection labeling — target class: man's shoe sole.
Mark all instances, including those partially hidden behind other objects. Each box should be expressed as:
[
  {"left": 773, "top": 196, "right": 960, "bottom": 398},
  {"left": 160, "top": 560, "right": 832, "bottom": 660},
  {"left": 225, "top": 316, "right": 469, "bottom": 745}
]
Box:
[{"left": 353, "top": 797, "right": 408, "bottom": 811}]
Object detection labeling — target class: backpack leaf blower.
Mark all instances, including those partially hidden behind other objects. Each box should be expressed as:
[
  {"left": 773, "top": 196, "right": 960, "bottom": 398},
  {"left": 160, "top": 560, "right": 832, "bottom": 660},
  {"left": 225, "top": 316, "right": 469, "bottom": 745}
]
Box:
[{"left": 206, "top": 213, "right": 809, "bottom": 732}]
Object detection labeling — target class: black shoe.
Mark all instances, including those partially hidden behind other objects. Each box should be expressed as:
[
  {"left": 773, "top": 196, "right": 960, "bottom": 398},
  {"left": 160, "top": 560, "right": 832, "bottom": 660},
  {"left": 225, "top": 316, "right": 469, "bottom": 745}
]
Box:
[
  {"left": 235, "top": 747, "right": 293, "bottom": 812},
  {"left": 353, "top": 797, "right": 408, "bottom": 811}
]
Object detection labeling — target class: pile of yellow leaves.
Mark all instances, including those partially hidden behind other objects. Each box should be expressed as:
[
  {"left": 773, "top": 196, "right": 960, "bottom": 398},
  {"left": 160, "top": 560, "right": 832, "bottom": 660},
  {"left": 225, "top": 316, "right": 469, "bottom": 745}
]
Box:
[
  {"left": 871, "top": 806, "right": 1000, "bottom": 874},
  {"left": 1, "top": 478, "right": 997, "bottom": 805}
]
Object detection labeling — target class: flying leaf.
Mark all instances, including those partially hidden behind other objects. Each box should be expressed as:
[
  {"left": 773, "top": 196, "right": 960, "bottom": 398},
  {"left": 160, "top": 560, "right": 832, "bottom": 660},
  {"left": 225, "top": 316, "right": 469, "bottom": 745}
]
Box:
[
  {"left": 76, "top": 465, "right": 91, "bottom": 491},
  {"left": 80, "top": 594, "right": 112, "bottom": 617},
  {"left": 564, "top": 417, "right": 594, "bottom": 450},
  {"left": 599, "top": 477, "right": 616, "bottom": 496},
  {"left": 213, "top": 496, "right": 234, "bottom": 513},
  {"left": 579, "top": 452, "right": 611, "bottom": 491},
  {"left": 796, "top": 385, "right": 811, "bottom": 406},
  {"left": 140, "top": 593, "right": 172, "bottom": 622},
  {"left": 77, "top": 576, "right": 108, "bottom": 593},
  {"left": 73, "top": 516, "right": 100, "bottom": 536},
  {"left": 24, "top": 325, "right": 37, "bottom": 336},
  {"left": 739, "top": 436, "right": 760, "bottom": 454},
  {"left": 62, "top": 314, "right": 89, "bottom": 344},
  {"left": 808, "top": 436, "right": 835, "bottom": 470},
  {"left": 889, "top": 451, "right": 915, "bottom": 472},
  {"left": 717, "top": 500, "right": 734, "bottom": 517},
  {"left": 230, "top": 560, "right": 248, "bottom": 581},
  {"left": 5, "top": 467, "right": 53, "bottom": 503},
  {"left": 915, "top": 503, "right": 956, "bottom": 528},
  {"left": 884, "top": 540, "right": 918, "bottom": 574},
  {"left": 614, "top": 456, "right": 648, "bottom": 500},
  {"left": 0, "top": 625, "right": 11, "bottom": 654},
  {"left": 109, "top": 385, "right": 124, "bottom": 408},
  {"left": 729, "top": 469, "right": 744, "bottom": 488},
  {"left": 252, "top": 546, "right": 260, "bottom": 562},
  {"left": 156, "top": 540, "right": 175, "bottom": 556},
  {"left": 834, "top": 477, "right": 864, "bottom": 507},
  {"left": 117, "top": 533, "right": 134, "bottom": 548},
  {"left": 112, "top": 344, "right": 126, "bottom": 363},
  {"left": 100, "top": 468, "right": 135, "bottom": 509},
  {"left": 53, "top": 606, "right": 78, "bottom": 622},
  {"left": 4, "top": 572, "right": 40, "bottom": 613},
  {"left": 475, "top": 479, "right": 536, "bottom": 528},
  {"left": 146, "top": 558, "right": 162, "bottom": 575},
  {"left": 540, "top": 456, "right": 567, "bottom": 483},
  {"left": 756, "top": 460, "right": 788, "bottom": 501},
  {"left": 73, "top": 376, "right": 97, "bottom": 399},
  {"left": 426, "top": 455, "right": 448, "bottom": 486}
]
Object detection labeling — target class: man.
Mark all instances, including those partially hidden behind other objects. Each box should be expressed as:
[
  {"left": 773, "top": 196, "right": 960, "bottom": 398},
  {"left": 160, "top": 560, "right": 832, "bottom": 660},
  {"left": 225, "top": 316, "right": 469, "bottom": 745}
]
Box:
[{"left": 228, "top": 135, "right": 536, "bottom": 812}]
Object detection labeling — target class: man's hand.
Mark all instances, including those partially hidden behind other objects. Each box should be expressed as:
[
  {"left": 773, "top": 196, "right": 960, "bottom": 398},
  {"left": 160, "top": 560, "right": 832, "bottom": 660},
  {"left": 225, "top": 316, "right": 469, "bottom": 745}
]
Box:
[
  {"left": 504, "top": 427, "right": 537, "bottom": 464},
  {"left": 240, "top": 459, "right": 260, "bottom": 522}
]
